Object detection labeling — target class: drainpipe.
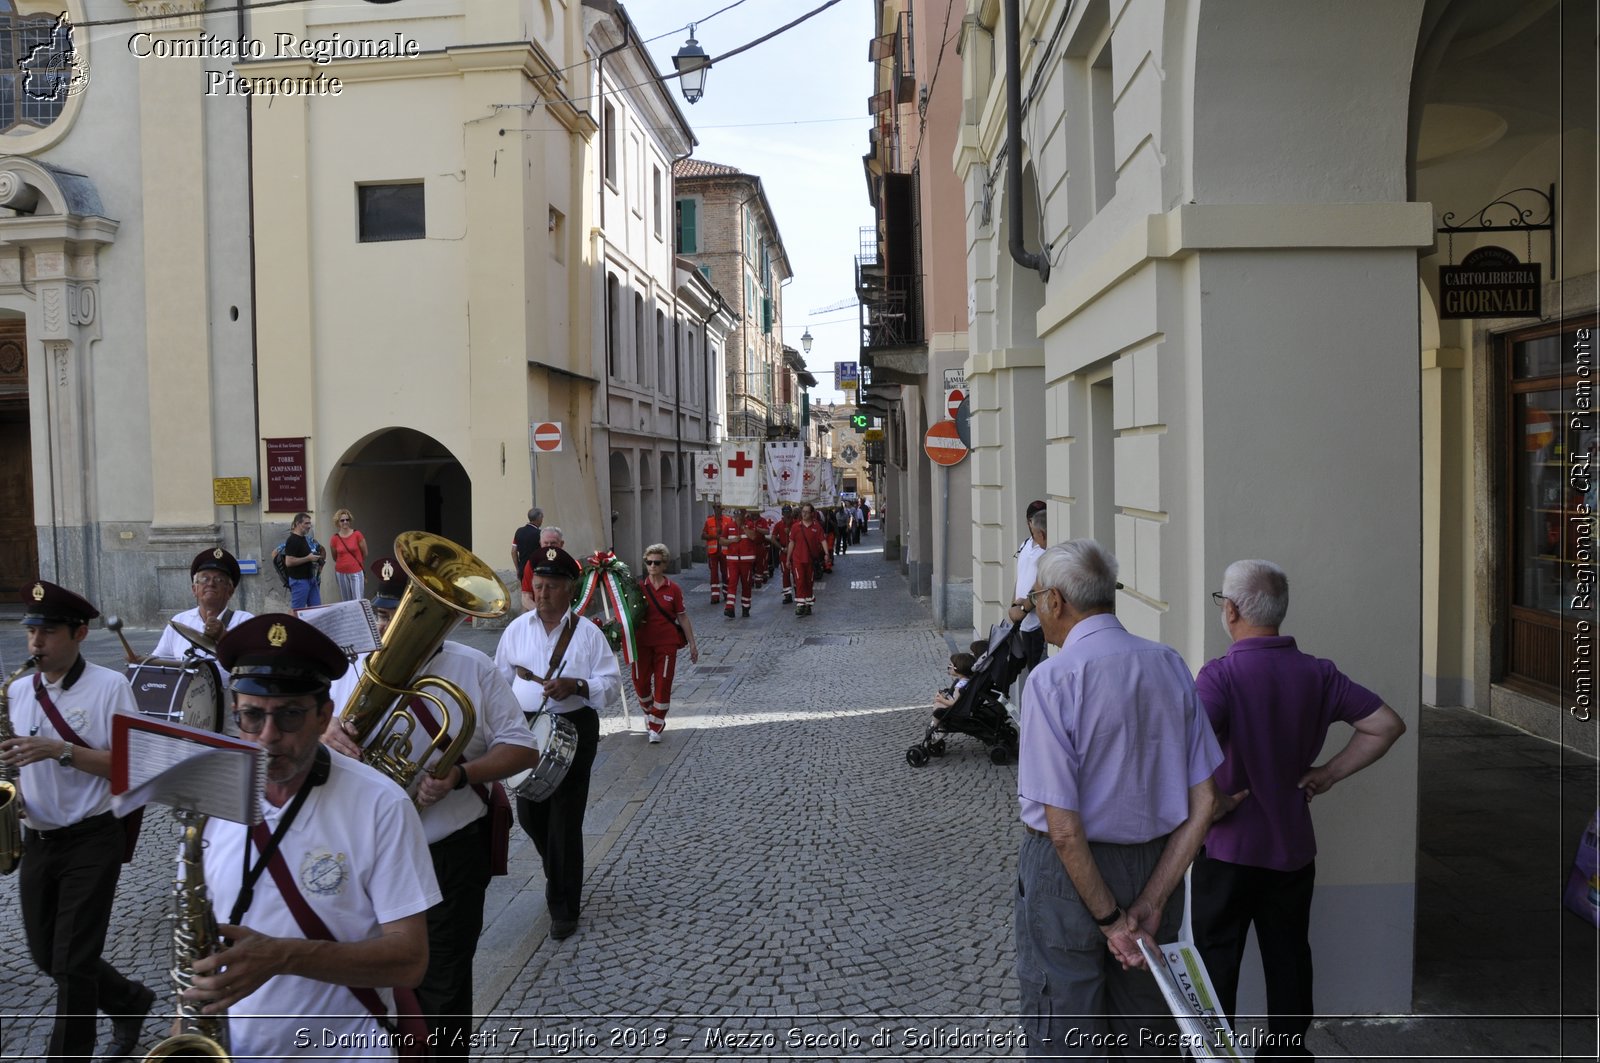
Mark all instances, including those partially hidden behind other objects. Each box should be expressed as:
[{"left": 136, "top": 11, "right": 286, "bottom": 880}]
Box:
[{"left": 1004, "top": 0, "right": 1050, "bottom": 283}]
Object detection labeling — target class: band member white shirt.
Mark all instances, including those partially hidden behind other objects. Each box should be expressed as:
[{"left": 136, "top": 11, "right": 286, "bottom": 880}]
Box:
[
  {"left": 493, "top": 612, "right": 621, "bottom": 717},
  {"left": 150, "top": 607, "right": 255, "bottom": 660},
  {"left": 1014, "top": 538, "right": 1045, "bottom": 634},
  {"left": 7, "top": 660, "right": 137, "bottom": 830},
  {"left": 201, "top": 753, "right": 441, "bottom": 1063},
  {"left": 328, "top": 641, "right": 536, "bottom": 845}
]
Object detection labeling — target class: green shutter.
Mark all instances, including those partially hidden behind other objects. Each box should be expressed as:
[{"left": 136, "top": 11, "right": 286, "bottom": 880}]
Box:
[
  {"left": 762, "top": 297, "right": 772, "bottom": 334},
  {"left": 676, "top": 198, "right": 697, "bottom": 254}
]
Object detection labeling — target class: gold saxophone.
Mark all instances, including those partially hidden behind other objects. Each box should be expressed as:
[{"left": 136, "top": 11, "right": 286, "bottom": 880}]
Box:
[
  {"left": 0, "top": 656, "right": 35, "bottom": 876},
  {"left": 143, "top": 811, "right": 230, "bottom": 1061},
  {"left": 339, "top": 531, "right": 507, "bottom": 793}
]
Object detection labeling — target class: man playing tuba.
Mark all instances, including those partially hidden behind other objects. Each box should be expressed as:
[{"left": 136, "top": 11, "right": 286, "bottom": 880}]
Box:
[
  {"left": 326, "top": 556, "right": 537, "bottom": 1062},
  {"left": 1, "top": 581, "right": 156, "bottom": 1062}
]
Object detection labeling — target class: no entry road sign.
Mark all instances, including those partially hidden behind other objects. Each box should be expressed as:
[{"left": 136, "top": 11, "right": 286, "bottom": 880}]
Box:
[{"left": 924, "top": 420, "right": 968, "bottom": 466}]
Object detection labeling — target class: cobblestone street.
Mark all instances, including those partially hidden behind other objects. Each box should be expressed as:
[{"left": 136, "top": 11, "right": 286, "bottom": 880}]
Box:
[{"left": 0, "top": 531, "right": 1028, "bottom": 1059}]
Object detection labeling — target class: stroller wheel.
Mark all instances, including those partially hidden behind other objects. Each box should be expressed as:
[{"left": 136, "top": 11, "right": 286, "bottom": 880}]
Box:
[
  {"left": 988, "top": 744, "right": 1016, "bottom": 766},
  {"left": 906, "top": 746, "right": 930, "bottom": 767},
  {"left": 929, "top": 739, "right": 947, "bottom": 757}
]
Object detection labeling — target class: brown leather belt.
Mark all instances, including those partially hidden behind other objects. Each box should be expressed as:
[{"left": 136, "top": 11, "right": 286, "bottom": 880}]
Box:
[{"left": 1024, "top": 825, "right": 1049, "bottom": 840}]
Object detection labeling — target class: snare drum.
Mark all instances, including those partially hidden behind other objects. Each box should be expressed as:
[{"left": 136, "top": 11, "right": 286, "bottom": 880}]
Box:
[
  {"left": 126, "top": 659, "right": 227, "bottom": 735},
  {"left": 505, "top": 712, "right": 578, "bottom": 802}
]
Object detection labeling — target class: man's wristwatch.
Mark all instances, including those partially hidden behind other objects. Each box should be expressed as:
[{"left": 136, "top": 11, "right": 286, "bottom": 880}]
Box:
[
  {"left": 452, "top": 764, "right": 471, "bottom": 790},
  {"left": 57, "top": 743, "right": 74, "bottom": 768},
  {"left": 1093, "top": 904, "right": 1123, "bottom": 927},
  {"left": 575, "top": 679, "right": 589, "bottom": 700}
]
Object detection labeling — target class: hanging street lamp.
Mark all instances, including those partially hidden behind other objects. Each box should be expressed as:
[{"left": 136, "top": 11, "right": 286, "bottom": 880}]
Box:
[
  {"left": 800, "top": 328, "right": 813, "bottom": 354},
  {"left": 674, "top": 27, "right": 710, "bottom": 104}
]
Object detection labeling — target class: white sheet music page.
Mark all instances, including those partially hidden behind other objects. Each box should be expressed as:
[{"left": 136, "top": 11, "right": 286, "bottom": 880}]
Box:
[
  {"left": 109, "top": 715, "right": 266, "bottom": 825},
  {"left": 294, "top": 599, "right": 382, "bottom": 657}
]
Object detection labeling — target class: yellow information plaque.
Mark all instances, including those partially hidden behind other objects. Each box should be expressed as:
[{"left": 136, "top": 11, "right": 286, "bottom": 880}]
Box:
[
  {"left": 213, "top": 477, "right": 253, "bottom": 507},
  {"left": 863, "top": 429, "right": 885, "bottom": 442}
]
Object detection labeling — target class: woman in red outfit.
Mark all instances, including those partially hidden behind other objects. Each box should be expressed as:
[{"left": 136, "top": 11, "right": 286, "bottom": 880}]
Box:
[
  {"left": 786, "top": 504, "right": 826, "bottom": 616},
  {"left": 634, "top": 543, "right": 699, "bottom": 742},
  {"left": 330, "top": 507, "right": 368, "bottom": 601}
]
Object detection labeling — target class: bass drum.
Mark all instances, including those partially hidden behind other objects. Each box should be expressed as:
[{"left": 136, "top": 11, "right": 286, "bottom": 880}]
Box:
[
  {"left": 125, "top": 659, "right": 230, "bottom": 736},
  {"left": 504, "top": 712, "right": 578, "bottom": 803}
]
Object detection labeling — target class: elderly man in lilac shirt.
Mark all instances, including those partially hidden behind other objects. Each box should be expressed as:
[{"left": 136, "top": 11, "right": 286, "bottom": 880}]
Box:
[
  {"left": 1015, "top": 540, "right": 1222, "bottom": 1059},
  {"left": 1192, "top": 560, "right": 1405, "bottom": 1060}
]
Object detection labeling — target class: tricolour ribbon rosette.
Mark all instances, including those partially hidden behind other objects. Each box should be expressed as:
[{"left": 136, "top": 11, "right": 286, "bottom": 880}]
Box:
[{"left": 575, "top": 550, "right": 645, "bottom": 664}]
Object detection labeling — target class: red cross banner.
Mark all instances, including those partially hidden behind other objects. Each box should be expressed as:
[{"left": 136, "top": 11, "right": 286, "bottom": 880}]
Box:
[
  {"left": 720, "top": 440, "right": 761, "bottom": 509},
  {"left": 765, "top": 440, "right": 804, "bottom": 504},
  {"left": 694, "top": 450, "right": 722, "bottom": 501}
]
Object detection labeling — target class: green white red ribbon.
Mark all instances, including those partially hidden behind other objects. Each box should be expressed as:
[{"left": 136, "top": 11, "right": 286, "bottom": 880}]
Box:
[{"left": 576, "top": 550, "right": 644, "bottom": 664}]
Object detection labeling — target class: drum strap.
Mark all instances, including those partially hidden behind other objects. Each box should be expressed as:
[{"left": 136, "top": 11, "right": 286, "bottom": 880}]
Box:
[{"left": 544, "top": 613, "right": 580, "bottom": 681}]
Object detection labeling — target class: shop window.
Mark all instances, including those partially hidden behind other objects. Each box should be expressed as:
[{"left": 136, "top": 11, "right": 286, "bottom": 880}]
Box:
[{"left": 1502, "top": 318, "right": 1597, "bottom": 696}]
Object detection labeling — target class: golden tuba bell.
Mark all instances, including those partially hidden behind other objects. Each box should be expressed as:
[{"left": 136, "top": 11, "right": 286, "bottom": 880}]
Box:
[
  {"left": 0, "top": 656, "right": 36, "bottom": 876},
  {"left": 339, "top": 531, "right": 508, "bottom": 793}
]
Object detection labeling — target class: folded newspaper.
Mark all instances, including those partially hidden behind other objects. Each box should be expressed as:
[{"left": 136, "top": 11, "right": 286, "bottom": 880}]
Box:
[{"left": 1136, "top": 938, "right": 1243, "bottom": 1062}]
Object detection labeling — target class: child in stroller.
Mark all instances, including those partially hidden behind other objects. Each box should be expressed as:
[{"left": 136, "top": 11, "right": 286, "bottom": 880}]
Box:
[{"left": 907, "top": 623, "right": 1023, "bottom": 767}]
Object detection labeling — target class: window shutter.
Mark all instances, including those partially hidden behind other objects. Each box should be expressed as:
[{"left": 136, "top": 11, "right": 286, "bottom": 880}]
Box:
[
  {"left": 762, "top": 297, "right": 772, "bottom": 334},
  {"left": 676, "top": 198, "right": 697, "bottom": 253}
]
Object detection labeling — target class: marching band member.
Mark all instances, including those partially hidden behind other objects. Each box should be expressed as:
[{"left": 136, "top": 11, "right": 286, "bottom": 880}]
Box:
[
  {"left": 493, "top": 547, "right": 619, "bottom": 941},
  {"left": 2, "top": 582, "right": 153, "bottom": 1062},
  {"left": 188, "top": 614, "right": 439, "bottom": 1062},
  {"left": 325, "top": 557, "right": 537, "bottom": 1062},
  {"left": 150, "top": 547, "right": 254, "bottom": 659}
]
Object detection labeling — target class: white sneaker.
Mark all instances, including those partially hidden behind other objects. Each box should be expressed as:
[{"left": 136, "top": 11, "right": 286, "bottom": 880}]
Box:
[{"left": 647, "top": 730, "right": 661, "bottom": 744}]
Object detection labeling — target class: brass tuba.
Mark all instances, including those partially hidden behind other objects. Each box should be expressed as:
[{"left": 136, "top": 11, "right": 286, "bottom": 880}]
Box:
[
  {"left": 143, "top": 811, "right": 231, "bottom": 1061},
  {"left": 0, "top": 656, "right": 36, "bottom": 875},
  {"left": 339, "top": 532, "right": 507, "bottom": 792}
]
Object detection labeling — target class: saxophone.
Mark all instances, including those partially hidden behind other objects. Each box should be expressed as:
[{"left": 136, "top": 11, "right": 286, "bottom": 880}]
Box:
[
  {"left": 142, "top": 811, "right": 231, "bottom": 1060},
  {"left": 0, "top": 656, "right": 35, "bottom": 876}
]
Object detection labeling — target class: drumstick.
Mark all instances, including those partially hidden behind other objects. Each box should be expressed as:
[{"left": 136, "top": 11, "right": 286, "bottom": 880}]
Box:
[
  {"left": 103, "top": 616, "right": 143, "bottom": 665},
  {"left": 532, "top": 661, "right": 566, "bottom": 716}
]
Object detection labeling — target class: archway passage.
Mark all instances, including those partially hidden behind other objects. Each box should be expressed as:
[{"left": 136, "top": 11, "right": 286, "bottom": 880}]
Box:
[
  {"left": 0, "top": 316, "right": 34, "bottom": 595},
  {"left": 331, "top": 428, "right": 472, "bottom": 560}
]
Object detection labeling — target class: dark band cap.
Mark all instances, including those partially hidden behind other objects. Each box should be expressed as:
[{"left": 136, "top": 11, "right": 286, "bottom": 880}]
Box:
[
  {"left": 369, "top": 555, "right": 407, "bottom": 610},
  {"left": 20, "top": 581, "right": 98, "bottom": 627},
  {"left": 1026, "top": 499, "right": 1047, "bottom": 518},
  {"left": 191, "top": 547, "right": 241, "bottom": 585},
  {"left": 528, "top": 546, "right": 580, "bottom": 581},
  {"left": 216, "top": 614, "right": 348, "bottom": 696}
]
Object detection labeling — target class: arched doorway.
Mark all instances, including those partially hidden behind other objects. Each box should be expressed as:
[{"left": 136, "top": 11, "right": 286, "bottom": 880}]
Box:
[
  {"left": 328, "top": 428, "right": 472, "bottom": 558},
  {"left": 609, "top": 451, "right": 635, "bottom": 560},
  {"left": 0, "top": 312, "right": 34, "bottom": 596}
]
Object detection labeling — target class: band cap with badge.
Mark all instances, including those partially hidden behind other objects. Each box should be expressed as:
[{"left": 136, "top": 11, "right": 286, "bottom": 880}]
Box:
[
  {"left": 528, "top": 546, "right": 581, "bottom": 581},
  {"left": 191, "top": 547, "right": 241, "bottom": 587},
  {"left": 369, "top": 555, "right": 407, "bottom": 612},
  {"left": 19, "top": 581, "right": 98, "bottom": 628},
  {"left": 216, "top": 615, "right": 349, "bottom": 698}
]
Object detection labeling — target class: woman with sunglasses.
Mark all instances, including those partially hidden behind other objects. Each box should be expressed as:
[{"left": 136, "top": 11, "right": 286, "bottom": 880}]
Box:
[
  {"left": 632, "top": 544, "right": 699, "bottom": 743},
  {"left": 330, "top": 509, "right": 369, "bottom": 602}
]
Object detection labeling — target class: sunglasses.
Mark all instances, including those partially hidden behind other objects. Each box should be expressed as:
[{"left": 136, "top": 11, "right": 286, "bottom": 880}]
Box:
[
  {"left": 644, "top": 559, "right": 666, "bottom": 567},
  {"left": 233, "top": 707, "right": 313, "bottom": 734}
]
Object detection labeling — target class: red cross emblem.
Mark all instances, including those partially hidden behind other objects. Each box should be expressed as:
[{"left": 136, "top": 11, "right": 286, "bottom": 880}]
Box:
[
  {"left": 702, "top": 462, "right": 720, "bottom": 480},
  {"left": 779, "top": 469, "right": 792, "bottom": 482},
  {"left": 728, "top": 451, "right": 754, "bottom": 476}
]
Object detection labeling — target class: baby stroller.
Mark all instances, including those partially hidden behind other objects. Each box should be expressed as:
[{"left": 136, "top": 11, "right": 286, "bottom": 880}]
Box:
[{"left": 906, "top": 619, "right": 1026, "bottom": 767}]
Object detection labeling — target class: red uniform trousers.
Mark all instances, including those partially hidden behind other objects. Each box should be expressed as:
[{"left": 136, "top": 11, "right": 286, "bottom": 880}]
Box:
[
  {"left": 631, "top": 641, "right": 680, "bottom": 734},
  {"left": 724, "top": 548, "right": 756, "bottom": 614},
  {"left": 705, "top": 549, "right": 725, "bottom": 602},
  {"left": 791, "top": 555, "right": 816, "bottom": 605}
]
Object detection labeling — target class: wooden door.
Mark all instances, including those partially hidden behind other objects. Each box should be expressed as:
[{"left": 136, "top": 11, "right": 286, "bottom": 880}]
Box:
[{"left": 0, "top": 319, "right": 36, "bottom": 595}]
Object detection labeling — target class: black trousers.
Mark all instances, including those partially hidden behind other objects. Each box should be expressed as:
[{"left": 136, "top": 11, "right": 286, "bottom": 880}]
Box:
[
  {"left": 516, "top": 706, "right": 599, "bottom": 923},
  {"left": 417, "top": 816, "right": 492, "bottom": 1062},
  {"left": 1190, "top": 851, "right": 1317, "bottom": 1060},
  {"left": 20, "top": 814, "right": 146, "bottom": 1063}
]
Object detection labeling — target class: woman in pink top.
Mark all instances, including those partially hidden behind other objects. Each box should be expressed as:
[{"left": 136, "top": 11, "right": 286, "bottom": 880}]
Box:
[{"left": 330, "top": 508, "right": 369, "bottom": 601}]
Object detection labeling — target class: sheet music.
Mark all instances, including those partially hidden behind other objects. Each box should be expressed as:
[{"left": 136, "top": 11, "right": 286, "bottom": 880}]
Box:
[
  {"left": 295, "top": 599, "right": 382, "bottom": 657},
  {"left": 110, "top": 716, "right": 265, "bottom": 825}
]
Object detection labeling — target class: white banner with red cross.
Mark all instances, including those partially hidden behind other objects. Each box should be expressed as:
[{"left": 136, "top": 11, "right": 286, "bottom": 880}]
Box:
[
  {"left": 694, "top": 451, "right": 722, "bottom": 501},
  {"left": 765, "top": 440, "right": 805, "bottom": 504},
  {"left": 720, "top": 441, "right": 762, "bottom": 509}
]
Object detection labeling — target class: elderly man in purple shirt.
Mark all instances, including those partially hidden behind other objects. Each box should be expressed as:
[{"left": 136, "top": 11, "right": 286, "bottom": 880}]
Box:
[
  {"left": 1016, "top": 540, "right": 1222, "bottom": 1059},
  {"left": 1192, "top": 560, "right": 1405, "bottom": 1060}
]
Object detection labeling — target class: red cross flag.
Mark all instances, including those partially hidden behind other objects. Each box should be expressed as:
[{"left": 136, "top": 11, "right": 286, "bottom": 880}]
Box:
[
  {"left": 694, "top": 451, "right": 722, "bottom": 500},
  {"left": 764, "top": 440, "right": 804, "bottom": 504},
  {"left": 721, "top": 441, "right": 761, "bottom": 508}
]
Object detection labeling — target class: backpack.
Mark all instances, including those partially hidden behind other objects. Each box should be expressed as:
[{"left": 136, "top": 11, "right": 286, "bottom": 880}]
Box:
[{"left": 271, "top": 543, "right": 290, "bottom": 588}]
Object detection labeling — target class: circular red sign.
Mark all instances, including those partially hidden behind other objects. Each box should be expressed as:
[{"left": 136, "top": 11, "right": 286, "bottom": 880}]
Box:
[{"left": 533, "top": 422, "right": 562, "bottom": 451}]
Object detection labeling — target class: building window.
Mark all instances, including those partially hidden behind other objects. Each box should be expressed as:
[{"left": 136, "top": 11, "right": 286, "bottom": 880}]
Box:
[
  {"left": 1502, "top": 318, "right": 1596, "bottom": 697},
  {"left": 1089, "top": 36, "right": 1116, "bottom": 213},
  {"left": 606, "top": 273, "right": 621, "bottom": 377},
  {"left": 0, "top": 5, "right": 72, "bottom": 133},
  {"left": 656, "top": 308, "right": 669, "bottom": 395},
  {"left": 652, "top": 165, "right": 663, "bottom": 240},
  {"left": 357, "top": 183, "right": 425, "bottom": 242},
  {"left": 602, "top": 101, "right": 618, "bottom": 186},
  {"left": 634, "top": 292, "right": 648, "bottom": 386},
  {"left": 676, "top": 198, "right": 698, "bottom": 253}
]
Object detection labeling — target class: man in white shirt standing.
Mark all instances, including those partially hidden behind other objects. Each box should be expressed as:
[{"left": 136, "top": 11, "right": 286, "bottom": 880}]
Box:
[
  {"left": 1, "top": 581, "right": 154, "bottom": 1062},
  {"left": 150, "top": 547, "right": 254, "bottom": 660},
  {"left": 1005, "top": 500, "right": 1050, "bottom": 710},
  {"left": 494, "top": 547, "right": 619, "bottom": 941}
]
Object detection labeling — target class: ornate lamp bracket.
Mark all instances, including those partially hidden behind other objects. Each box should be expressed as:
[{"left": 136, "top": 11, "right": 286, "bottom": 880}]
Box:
[{"left": 1437, "top": 183, "right": 1556, "bottom": 278}]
